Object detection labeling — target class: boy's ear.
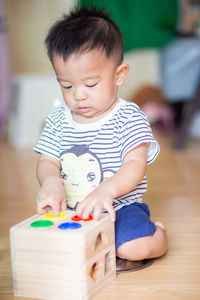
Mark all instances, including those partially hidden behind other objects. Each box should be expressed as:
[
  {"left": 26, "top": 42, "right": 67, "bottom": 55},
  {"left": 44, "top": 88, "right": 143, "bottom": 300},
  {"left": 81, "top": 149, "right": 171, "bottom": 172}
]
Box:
[{"left": 115, "top": 63, "right": 129, "bottom": 86}]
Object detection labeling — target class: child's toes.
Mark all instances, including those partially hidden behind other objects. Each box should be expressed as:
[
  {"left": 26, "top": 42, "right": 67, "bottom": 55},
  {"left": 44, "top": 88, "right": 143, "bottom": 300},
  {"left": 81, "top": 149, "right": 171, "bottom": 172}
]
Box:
[{"left": 155, "top": 221, "right": 166, "bottom": 231}]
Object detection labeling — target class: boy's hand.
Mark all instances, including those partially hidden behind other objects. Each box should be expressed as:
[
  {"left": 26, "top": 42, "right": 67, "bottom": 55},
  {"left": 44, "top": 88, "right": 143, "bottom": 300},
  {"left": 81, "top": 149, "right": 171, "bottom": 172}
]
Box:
[
  {"left": 36, "top": 176, "right": 67, "bottom": 216},
  {"left": 76, "top": 186, "right": 115, "bottom": 222}
]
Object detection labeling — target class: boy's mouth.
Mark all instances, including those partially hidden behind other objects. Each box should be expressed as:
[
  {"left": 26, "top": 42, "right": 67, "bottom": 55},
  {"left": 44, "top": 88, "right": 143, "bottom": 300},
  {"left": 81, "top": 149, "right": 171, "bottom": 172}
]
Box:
[{"left": 77, "top": 107, "right": 91, "bottom": 112}]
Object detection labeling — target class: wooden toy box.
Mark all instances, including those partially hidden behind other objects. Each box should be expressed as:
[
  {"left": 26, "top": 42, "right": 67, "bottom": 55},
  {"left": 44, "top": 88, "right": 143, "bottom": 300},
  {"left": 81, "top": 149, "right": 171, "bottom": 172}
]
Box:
[{"left": 10, "top": 210, "right": 116, "bottom": 300}]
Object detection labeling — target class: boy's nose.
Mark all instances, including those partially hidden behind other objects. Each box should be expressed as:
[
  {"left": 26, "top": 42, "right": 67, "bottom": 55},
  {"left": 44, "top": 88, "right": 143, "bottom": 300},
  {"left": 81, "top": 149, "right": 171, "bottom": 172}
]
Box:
[{"left": 74, "top": 87, "right": 87, "bottom": 101}]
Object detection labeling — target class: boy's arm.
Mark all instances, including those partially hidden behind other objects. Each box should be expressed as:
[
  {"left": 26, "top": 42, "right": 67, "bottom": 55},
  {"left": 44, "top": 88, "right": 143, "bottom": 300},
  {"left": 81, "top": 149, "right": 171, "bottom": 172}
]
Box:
[
  {"left": 76, "top": 143, "right": 147, "bottom": 221},
  {"left": 101, "top": 143, "right": 147, "bottom": 198},
  {"left": 36, "top": 154, "right": 67, "bottom": 216}
]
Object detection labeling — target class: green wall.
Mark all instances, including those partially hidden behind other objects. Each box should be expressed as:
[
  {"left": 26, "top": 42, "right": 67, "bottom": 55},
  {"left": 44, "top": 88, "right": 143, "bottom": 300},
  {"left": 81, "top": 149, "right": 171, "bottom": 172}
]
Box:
[{"left": 80, "top": 0, "right": 178, "bottom": 52}]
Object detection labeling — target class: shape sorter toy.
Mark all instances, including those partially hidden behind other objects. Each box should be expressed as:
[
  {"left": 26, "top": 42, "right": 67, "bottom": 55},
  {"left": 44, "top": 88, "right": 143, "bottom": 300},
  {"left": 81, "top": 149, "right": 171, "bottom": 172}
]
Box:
[{"left": 10, "top": 210, "right": 116, "bottom": 300}]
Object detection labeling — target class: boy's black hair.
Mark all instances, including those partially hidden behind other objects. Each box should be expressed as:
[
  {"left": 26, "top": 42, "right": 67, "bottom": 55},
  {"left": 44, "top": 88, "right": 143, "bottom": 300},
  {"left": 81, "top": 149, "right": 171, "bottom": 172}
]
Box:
[{"left": 45, "top": 6, "right": 124, "bottom": 65}]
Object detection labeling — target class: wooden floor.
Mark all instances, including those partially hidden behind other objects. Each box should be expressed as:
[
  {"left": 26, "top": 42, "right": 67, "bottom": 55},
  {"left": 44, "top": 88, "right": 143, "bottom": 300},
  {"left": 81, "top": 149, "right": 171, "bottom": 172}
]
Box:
[{"left": 0, "top": 129, "right": 200, "bottom": 300}]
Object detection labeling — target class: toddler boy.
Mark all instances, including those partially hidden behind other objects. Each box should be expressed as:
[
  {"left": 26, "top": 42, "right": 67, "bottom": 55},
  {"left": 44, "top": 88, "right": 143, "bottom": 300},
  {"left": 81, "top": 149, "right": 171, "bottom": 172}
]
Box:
[{"left": 34, "top": 6, "right": 167, "bottom": 265}]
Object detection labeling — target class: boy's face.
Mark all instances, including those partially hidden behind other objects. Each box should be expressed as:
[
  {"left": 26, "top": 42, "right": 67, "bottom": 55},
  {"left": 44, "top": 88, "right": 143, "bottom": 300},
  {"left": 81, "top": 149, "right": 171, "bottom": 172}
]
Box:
[{"left": 53, "top": 50, "right": 127, "bottom": 123}]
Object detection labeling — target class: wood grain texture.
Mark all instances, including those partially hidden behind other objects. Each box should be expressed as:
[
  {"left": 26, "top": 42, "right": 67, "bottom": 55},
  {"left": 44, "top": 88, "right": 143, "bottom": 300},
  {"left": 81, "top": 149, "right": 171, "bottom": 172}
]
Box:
[
  {"left": 1, "top": 129, "right": 200, "bottom": 299},
  {"left": 10, "top": 211, "right": 116, "bottom": 300}
]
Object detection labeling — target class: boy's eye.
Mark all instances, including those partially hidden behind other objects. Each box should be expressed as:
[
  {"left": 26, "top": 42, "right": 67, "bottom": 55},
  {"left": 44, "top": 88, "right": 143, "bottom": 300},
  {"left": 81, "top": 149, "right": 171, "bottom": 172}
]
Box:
[
  {"left": 86, "top": 83, "right": 98, "bottom": 88},
  {"left": 63, "top": 86, "right": 72, "bottom": 89}
]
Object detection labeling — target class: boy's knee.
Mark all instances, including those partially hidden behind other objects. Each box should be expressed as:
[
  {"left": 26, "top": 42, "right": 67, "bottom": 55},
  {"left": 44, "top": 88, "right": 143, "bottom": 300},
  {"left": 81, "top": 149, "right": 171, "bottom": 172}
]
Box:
[{"left": 117, "top": 237, "right": 153, "bottom": 261}]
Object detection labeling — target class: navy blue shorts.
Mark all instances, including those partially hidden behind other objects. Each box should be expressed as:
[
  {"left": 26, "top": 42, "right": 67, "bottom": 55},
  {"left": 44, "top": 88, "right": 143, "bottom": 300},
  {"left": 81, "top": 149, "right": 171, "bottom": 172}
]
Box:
[{"left": 115, "top": 202, "right": 156, "bottom": 250}]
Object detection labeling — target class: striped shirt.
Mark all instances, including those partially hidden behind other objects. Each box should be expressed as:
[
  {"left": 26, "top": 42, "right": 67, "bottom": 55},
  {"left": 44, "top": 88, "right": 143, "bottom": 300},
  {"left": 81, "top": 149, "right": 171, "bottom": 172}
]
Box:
[{"left": 34, "top": 98, "right": 159, "bottom": 211}]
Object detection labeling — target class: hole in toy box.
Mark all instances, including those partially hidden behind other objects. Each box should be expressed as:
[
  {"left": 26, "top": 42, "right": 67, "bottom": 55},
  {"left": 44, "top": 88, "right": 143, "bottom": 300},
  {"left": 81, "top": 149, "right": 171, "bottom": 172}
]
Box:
[
  {"left": 105, "top": 251, "right": 113, "bottom": 275},
  {"left": 89, "top": 262, "right": 99, "bottom": 281},
  {"left": 94, "top": 231, "right": 106, "bottom": 250}
]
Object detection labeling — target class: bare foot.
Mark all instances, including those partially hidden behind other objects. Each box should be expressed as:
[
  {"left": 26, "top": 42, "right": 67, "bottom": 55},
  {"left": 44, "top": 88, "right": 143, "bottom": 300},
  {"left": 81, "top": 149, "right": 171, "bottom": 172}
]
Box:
[{"left": 154, "top": 221, "right": 166, "bottom": 231}]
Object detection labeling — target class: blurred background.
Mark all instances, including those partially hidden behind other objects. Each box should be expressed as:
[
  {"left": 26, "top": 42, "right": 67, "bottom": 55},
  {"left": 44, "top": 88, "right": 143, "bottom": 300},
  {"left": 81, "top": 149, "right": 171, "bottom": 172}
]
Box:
[
  {"left": 1, "top": 0, "right": 200, "bottom": 149},
  {"left": 1, "top": 2, "right": 200, "bottom": 298}
]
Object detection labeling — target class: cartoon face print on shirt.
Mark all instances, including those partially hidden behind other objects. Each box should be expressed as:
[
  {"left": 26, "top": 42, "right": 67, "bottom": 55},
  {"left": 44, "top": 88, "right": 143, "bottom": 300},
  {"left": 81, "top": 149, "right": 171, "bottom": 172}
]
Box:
[{"left": 60, "top": 145, "right": 114, "bottom": 208}]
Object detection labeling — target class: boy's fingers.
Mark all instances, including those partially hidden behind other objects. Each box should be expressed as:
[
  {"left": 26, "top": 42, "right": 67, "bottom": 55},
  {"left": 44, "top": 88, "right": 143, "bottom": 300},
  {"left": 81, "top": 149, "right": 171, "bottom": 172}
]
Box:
[
  {"left": 37, "top": 206, "right": 48, "bottom": 215},
  {"left": 76, "top": 200, "right": 89, "bottom": 218},
  {"left": 110, "top": 210, "right": 116, "bottom": 222},
  {"left": 93, "top": 204, "right": 102, "bottom": 221},
  {"left": 75, "top": 202, "right": 83, "bottom": 216},
  {"left": 52, "top": 202, "right": 60, "bottom": 217},
  {"left": 108, "top": 207, "right": 115, "bottom": 222},
  {"left": 61, "top": 199, "right": 67, "bottom": 211},
  {"left": 37, "top": 199, "right": 49, "bottom": 214},
  {"left": 81, "top": 201, "right": 95, "bottom": 219},
  {"left": 37, "top": 198, "right": 61, "bottom": 217},
  {"left": 104, "top": 203, "right": 116, "bottom": 222},
  {"left": 81, "top": 207, "right": 91, "bottom": 220}
]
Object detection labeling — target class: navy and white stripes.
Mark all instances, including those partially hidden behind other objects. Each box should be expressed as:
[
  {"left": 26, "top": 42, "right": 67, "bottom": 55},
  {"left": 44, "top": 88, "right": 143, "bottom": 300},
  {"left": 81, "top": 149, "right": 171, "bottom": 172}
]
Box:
[{"left": 34, "top": 98, "right": 159, "bottom": 211}]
